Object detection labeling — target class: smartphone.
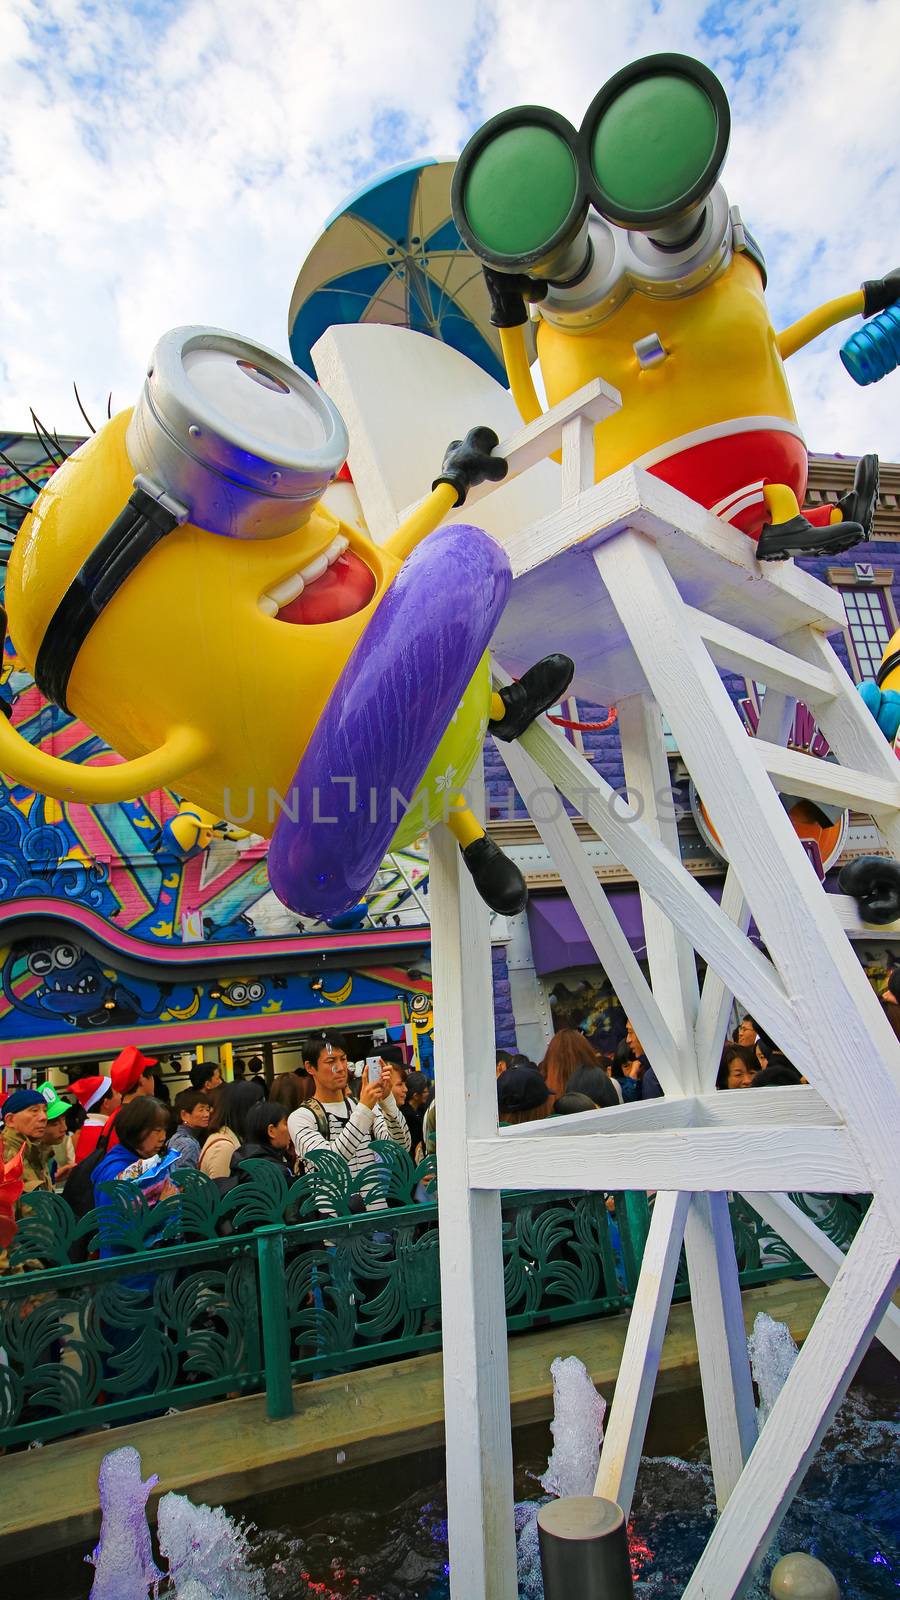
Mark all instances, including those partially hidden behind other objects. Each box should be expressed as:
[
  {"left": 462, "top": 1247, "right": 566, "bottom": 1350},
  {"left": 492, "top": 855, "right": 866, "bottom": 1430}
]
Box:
[{"left": 366, "top": 1057, "right": 383, "bottom": 1087}]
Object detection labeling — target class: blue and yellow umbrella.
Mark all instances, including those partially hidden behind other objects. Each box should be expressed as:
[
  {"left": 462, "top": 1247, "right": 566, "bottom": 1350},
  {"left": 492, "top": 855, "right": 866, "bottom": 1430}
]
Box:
[{"left": 288, "top": 159, "right": 530, "bottom": 384}]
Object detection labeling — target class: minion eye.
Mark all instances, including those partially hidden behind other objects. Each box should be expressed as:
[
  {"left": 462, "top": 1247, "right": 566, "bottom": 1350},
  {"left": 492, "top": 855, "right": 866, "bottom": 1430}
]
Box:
[
  {"left": 579, "top": 53, "right": 730, "bottom": 244},
  {"left": 452, "top": 106, "right": 588, "bottom": 285}
]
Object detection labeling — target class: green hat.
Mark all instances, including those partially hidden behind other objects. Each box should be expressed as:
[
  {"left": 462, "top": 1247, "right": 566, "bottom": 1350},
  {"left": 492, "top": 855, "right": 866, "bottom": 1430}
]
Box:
[{"left": 38, "top": 1082, "right": 71, "bottom": 1122}]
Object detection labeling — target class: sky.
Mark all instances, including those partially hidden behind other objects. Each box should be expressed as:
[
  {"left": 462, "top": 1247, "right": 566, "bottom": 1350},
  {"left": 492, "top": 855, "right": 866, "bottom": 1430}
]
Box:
[{"left": 1, "top": 0, "right": 898, "bottom": 457}]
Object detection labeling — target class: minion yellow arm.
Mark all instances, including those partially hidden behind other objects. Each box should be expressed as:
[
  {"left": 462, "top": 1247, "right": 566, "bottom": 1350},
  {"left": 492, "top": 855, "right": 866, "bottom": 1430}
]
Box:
[
  {"left": 499, "top": 324, "right": 544, "bottom": 425},
  {"left": 777, "top": 289, "right": 865, "bottom": 361},
  {"left": 384, "top": 483, "right": 459, "bottom": 563},
  {"left": 0, "top": 718, "right": 211, "bottom": 805}
]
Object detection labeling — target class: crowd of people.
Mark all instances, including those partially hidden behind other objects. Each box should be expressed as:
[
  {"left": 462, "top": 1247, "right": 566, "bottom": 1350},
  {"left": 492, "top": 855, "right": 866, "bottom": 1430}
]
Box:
[
  {"left": 4, "top": 968, "right": 881, "bottom": 1266},
  {"left": 0, "top": 1037, "right": 439, "bottom": 1265},
  {"left": 493, "top": 1010, "right": 813, "bottom": 1129}
]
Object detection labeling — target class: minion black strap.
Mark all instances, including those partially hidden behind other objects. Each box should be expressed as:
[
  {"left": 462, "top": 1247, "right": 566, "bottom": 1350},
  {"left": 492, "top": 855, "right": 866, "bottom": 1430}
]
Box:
[
  {"left": 876, "top": 649, "right": 900, "bottom": 689},
  {"left": 35, "top": 482, "right": 185, "bottom": 712}
]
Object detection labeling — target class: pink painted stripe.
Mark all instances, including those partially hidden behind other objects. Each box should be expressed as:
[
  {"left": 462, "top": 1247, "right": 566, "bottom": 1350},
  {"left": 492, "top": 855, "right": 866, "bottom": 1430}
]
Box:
[
  {"left": 0, "top": 1002, "right": 405, "bottom": 1068},
  {"left": 0, "top": 896, "right": 430, "bottom": 964}
]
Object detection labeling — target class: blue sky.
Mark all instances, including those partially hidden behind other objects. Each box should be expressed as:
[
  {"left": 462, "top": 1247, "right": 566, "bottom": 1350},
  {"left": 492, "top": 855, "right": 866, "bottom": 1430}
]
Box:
[{"left": 1, "top": 0, "right": 898, "bottom": 455}]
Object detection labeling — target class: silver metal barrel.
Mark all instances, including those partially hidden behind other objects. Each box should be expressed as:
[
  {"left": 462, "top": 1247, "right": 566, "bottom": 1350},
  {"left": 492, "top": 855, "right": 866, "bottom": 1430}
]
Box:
[{"left": 126, "top": 326, "right": 349, "bottom": 539}]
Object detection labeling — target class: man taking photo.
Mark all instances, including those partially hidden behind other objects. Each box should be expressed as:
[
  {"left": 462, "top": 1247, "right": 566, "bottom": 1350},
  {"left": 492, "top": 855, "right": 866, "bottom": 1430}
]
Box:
[{"left": 288, "top": 1033, "right": 410, "bottom": 1210}]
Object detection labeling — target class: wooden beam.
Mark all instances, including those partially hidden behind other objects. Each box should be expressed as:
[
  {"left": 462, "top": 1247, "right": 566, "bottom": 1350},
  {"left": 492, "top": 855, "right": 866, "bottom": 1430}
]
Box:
[
  {"left": 693, "top": 1085, "right": 842, "bottom": 1129},
  {"left": 687, "top": 608, "right": 836, "bottom": 705},
  {"left": 495, "top": 1095, "right": 697, "bottom": 1140},
  {"left": 400, "top": 376, "right": 621, "bottom": 524},
  {"left": 502, "top": 464, "right": 846, "bottom": 634},
  {"left": 682, "top": 1203, "right": 900, "bottom": 1598},
  {"left": 683, "top": 1193, "right": 758, "bottom": 1511},
  {"left": 694, "top": 688, "right": 795, "bottom": 1088},
  {"left": 742, "top": 1190, "right": 900, "bottom": 1363},
  {"left": 755, "top": 738, "right": 900, "bottom": 815},
  {"left": 595, "top": 1190, "right": 692, "bottom": 1517},
  {"left": 468, "top": 1126, "right": 870, "bottom": 1194},
  {"left": 496, "top": 730, "right": 682, "bottom": 1093},
  {"left": 618, "top": 692, "right": 702, "bottom": 1094},
  {"left": 429, "top": 821, "right": 517, "bottom": 1600},
  {"left": 515, "top": 713, "right": 816, "bottom": 1074}
]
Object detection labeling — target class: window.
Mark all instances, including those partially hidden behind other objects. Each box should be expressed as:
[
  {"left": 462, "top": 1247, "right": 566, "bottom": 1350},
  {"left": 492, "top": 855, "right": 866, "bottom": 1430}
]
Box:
[
  {"left": 827, "top": 567, "right": 899, "bottom": 684},
  {"left": 841, "top": 587, "right": 894, "bottom": 681}
]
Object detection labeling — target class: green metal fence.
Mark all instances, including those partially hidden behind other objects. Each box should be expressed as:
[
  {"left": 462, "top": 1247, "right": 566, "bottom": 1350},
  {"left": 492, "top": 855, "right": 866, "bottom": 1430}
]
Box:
[{"left": 0, "top": 1144, "right": 869, "bottom": 1448}]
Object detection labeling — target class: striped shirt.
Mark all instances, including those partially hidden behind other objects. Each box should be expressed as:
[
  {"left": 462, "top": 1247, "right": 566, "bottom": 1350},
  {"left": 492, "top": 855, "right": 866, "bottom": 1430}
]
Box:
[{"left": 288, "top": 1093, "right": 411, "bottom": 1212}]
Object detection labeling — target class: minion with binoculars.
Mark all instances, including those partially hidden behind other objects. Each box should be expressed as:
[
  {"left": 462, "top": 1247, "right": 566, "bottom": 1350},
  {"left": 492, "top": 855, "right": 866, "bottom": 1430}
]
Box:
[
  {"left": 0, "top": 329, "right": 573, "bottom": 921},
  {"left": 451, "top": 52, "right": 897, "bottom": 563}
]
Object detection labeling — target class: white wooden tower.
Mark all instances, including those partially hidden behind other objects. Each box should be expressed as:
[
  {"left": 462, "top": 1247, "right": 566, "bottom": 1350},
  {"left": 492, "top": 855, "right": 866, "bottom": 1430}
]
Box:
[{"left": 313, "top": 323, "right": 900, "bottom": 1600}]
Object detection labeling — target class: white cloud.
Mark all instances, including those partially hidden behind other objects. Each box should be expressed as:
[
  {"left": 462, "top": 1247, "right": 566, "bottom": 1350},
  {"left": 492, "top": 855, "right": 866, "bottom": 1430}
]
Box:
[{"left": 1, "top": 0, "right": 898, "bottom": 460}]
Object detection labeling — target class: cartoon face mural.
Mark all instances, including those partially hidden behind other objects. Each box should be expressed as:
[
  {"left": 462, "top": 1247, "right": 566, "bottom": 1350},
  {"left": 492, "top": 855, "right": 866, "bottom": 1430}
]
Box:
[
  {"left": 408, "top": 990, "right": 435, "bottom": 1075},
  {"left": 3, "top": 939, "right": 154, "bottom": 1028},
  {"left": 217, "top": 979, "right": 267, "bottom": 1009}
]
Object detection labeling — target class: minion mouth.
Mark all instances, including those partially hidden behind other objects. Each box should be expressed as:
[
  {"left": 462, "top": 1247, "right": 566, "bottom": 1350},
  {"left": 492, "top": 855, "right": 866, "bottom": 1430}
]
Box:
[{"left": 259, "top": 534, "right": 376, "bottom": 625}]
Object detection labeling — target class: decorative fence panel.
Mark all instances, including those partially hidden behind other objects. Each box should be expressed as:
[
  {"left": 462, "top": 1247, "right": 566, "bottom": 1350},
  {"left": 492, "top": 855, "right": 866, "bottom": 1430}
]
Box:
[{"left": 0, "top": 1146, "right": 869, "bottom": 1448}]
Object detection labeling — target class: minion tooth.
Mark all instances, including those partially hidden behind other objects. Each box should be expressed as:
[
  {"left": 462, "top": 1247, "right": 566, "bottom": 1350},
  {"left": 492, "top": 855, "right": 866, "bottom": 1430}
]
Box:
[
  {"left": 268, "top": 572, "right": 306, "bottom": 607},
  {"left": 258, "top": 595, "right": 278, "bottom": 617},
  {"left": 299, "top": 552, "right": 328, "bottom": 585}
]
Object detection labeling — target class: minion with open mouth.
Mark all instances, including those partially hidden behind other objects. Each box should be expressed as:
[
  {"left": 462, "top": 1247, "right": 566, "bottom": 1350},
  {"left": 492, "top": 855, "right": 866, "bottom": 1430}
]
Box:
[{"left": 0, "top": 327, "right": 573, "bottom": 919}]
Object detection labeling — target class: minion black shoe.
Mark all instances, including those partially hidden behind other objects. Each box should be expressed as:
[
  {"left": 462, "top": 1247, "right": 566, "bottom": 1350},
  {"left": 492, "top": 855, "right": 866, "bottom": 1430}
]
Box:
[
  {"left": 836, "top": 453, "right": 879, "bottom": 538},
  {"left": 461, "top": 836, "right": 528, "bottom": 916},
  {"left": 755, "top": 514, "right": 866, "bottom": 562},
  {"left": 491, "top": 653, "right": 575, "bottom": 741}
]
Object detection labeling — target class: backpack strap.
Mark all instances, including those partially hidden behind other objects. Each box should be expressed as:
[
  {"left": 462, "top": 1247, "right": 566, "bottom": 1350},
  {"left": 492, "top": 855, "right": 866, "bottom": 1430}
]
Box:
[{"left": 306, "top": 1094, "right": 354, "bottom": 1140}]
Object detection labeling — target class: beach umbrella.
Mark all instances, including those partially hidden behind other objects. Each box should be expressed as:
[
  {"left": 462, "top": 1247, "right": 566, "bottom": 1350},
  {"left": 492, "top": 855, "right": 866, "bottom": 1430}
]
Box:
[{"left": 288, "top": 158, "right": 532, "bottom": 385}]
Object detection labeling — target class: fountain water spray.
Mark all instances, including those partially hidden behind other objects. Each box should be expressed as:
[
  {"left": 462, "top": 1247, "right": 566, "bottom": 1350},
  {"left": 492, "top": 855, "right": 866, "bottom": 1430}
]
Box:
[
  {"left": 748, "top": 1311, "right": 800, "bottom": 1432},
  {"left": 88, "top": 1448, "right": 162, "bottom": 1600},
  {"left": 87, "top": 1446, "right": 264, "bottom": 1600}
]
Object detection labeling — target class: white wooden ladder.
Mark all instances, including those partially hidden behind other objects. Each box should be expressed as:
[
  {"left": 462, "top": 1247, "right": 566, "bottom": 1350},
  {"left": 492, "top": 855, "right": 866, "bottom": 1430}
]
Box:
[{"left": 313, "top": 323, "right": 900, "bottom": 1600}]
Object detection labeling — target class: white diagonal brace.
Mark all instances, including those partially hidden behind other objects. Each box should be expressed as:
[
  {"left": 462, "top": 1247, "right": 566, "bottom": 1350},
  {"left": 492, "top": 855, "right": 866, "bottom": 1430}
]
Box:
[
  {"left": 595, "top": 1190, "right": 692, "bottom": 1517},
  {"left": 694, "top": 687, "right": 795, "bottom": 1089},
  {"left": 683, "top": 1192, "right": 758, "bottom": 1511},
  {"left": 617, "top": 692, "right": 701, "bottom": 1094},
  {"left": 687, "top": 608, "right": 836, "bottom": 705},
  {"left": 514, "top": 713, "right": 819, "bottom": 1077},
  {"left": 496, "top": 733, "right": 681, "bottom": 1093},
  {"left": 682, "top": 1201, "right": 900, "bottom": 1599},
  {"left": 742, "top": 1190, "right": 900, "bottom": 1363}
]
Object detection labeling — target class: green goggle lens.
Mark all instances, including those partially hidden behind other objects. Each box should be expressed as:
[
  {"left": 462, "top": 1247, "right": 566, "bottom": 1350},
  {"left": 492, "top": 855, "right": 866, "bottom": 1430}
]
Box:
[
  {"left": 590, "top": 73, "right": 719, "bottom": 216},
  {"left": 462, "top": 124, "right": 580, "bottom": 259}
]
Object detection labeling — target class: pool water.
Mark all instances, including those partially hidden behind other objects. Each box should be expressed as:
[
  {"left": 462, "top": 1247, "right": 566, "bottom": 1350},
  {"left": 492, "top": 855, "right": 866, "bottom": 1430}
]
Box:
[
  {"left": 235, "top": 1379, "right": 899, "bottom": 1599},
  {"left": 11, "top": 1362, "right": 899, "bottom": 1598}
]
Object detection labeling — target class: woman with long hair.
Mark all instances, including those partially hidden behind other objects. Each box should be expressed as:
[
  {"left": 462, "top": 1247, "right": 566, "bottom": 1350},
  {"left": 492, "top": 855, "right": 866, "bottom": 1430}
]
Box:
[
  {"left": 199, "top": 1080, "right": 265, "bottom": 1179},
  {"left": 540, "top": 1028, "right": 619, "bottom": 1110},
  {"left": 269, "top": 1073, "right": 312, "bottom": 1113}
]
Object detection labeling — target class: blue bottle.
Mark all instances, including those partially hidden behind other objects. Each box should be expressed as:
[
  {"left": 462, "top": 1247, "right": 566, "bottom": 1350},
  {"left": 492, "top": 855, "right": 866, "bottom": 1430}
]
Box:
[{"left": 840, "top": 305, "right": 900, "bottom": 385}]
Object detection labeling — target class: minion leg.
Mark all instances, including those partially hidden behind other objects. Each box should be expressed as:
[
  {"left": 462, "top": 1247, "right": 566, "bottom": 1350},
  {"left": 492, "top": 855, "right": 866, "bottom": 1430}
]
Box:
[
  {"left": 445, "top": 798, "right": 527, "bottom": 915},
  {"left": 756, "top": 476, "right": 871, "bottom": 563}
]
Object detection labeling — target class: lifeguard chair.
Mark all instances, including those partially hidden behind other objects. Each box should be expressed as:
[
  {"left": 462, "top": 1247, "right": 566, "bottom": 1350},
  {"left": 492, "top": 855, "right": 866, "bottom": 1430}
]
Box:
[{"left": 313, "top": 320, "right": 900, "bottom": 1599}]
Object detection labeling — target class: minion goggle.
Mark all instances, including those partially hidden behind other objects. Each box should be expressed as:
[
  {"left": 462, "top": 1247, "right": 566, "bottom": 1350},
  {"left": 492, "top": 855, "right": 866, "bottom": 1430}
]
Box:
[
  {"left": 452, "top": 53, "right": 765, "bottom": 332},
  {"left": 34, "top": 327, "right": 349, "bottom": 710}
]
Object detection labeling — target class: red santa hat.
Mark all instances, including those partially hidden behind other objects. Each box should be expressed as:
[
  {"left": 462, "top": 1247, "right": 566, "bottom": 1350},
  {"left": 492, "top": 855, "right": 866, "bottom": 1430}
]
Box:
[
  {"left": 68, "top": 1075, "right": 112, "bottom": 1112},
  {"left": 110, "top": 1046, "right": 157, "bottom": 1096}
]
